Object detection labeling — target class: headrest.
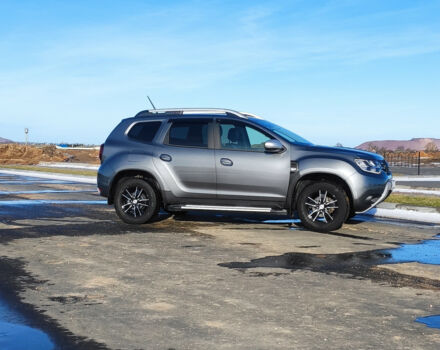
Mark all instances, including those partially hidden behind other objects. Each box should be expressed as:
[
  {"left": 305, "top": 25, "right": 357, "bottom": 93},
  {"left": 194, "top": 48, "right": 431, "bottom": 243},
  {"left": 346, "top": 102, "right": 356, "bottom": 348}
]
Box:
[{"left": 228, "top": 128, "right": 240, "bottom": 143}]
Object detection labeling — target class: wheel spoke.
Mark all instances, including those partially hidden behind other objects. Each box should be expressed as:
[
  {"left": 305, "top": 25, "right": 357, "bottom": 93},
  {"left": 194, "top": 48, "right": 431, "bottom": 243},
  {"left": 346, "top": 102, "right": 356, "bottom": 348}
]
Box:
[
  {"left": 308, "top": 208, "right": 319, "bottom": 219},
  {"left": 137, "top": 189, "right": 144, "bottom": 199},
  {"left": 324, "top": 209, "right": 333, "bottom": 221},
  {"left": 307, "top": 196, "right": 318, "bottom": 204},
  {"left": 321, "top": 211, "right": 328, "bottom": 223},
  {"left": 124, "top": 205, "right": 132, "bottom": 213},
  {"left": 312, "top": 210, "right": 320, "bottom": 222}
]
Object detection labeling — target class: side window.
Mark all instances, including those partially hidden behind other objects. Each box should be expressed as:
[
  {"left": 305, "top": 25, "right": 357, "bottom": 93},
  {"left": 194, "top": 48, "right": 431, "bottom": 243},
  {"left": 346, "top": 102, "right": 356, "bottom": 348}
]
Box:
[
  {"left": 219, "top": 121, "right": 272, "bottom": 152},
  {"left": 167, "top": 120, "right": 209, "bottom": 148},
  {"left": 127, "top": 121, "right": 162, "bottom": 143}
]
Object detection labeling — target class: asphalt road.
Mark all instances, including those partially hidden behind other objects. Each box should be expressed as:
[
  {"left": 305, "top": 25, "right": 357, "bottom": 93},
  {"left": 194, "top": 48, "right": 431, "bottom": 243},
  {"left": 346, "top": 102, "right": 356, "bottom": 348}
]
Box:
[
  {"left": 391, "top": 167, "right": 440, "bottom": 177},
  {"left": 0, "top": 173, "right": 440, "bottom": 349}
]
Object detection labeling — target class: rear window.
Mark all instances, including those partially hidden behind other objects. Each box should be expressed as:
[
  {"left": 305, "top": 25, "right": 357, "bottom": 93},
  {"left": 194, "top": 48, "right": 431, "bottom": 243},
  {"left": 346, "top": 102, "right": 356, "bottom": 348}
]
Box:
[
  {"left": 167, "top": 120, "right": 209, "bottom": 148},
  {"left": 127, "top": 121, "right": 162, "bottom": 143}
]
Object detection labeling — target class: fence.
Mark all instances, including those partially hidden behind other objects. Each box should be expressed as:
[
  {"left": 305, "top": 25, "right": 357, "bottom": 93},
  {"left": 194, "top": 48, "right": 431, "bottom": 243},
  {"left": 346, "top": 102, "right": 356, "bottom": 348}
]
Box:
[{"left": 382, "top": 152, "right": 421, "bottom": 175}]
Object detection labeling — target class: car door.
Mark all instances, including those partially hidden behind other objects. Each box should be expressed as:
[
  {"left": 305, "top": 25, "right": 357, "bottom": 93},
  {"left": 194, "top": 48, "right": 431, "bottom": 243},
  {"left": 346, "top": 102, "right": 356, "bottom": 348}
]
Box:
[
  {"left": 154, "top": 117, "right": 216, "bottom": 200},
  {"left": 214, "top": 119, "right": 290, "bottom": 204}
]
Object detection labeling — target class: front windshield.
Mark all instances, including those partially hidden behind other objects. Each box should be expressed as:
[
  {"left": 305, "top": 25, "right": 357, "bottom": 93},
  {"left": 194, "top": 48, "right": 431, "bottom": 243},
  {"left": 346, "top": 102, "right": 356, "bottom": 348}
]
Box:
[{"left": 251, "top": 118, "right": 312, "bottom": 145}]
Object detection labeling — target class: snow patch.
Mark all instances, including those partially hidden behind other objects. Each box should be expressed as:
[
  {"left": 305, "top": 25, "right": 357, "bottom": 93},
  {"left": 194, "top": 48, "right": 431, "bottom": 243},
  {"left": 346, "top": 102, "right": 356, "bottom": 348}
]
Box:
[
  {"left": 0, "top": 169, "right": 96, "bottom": 184},
  {"left": 365, "top": 207, "right": 440, "bottom": 224}
]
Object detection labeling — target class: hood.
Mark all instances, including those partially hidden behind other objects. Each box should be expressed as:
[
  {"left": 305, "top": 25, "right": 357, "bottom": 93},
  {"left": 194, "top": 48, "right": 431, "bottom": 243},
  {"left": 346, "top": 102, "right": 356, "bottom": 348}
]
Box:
[{"left": 299, "top": 144, "right": 384, "bottom": 161}]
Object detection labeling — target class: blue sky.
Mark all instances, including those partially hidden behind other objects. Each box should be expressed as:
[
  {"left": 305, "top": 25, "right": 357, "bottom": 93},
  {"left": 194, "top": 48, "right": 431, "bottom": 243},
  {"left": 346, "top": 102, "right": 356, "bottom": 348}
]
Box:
[{"left": 0, "top": 0, "right": 439, "bottom": 146}]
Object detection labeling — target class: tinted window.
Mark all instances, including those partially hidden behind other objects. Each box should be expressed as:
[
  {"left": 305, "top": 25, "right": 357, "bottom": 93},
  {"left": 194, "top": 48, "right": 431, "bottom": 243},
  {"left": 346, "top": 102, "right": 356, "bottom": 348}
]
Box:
[
  {"left": 128, "top": 121, "right": 162, "bottom": 143},
  {"left": 168, "top": 120, "right": 209, "bottom": 148},
  {"left": 219, "top": 121, "right": 272, "bottom": 152},
  {"left": 250, "top": 118, "right": 312, "bottom": 145}
]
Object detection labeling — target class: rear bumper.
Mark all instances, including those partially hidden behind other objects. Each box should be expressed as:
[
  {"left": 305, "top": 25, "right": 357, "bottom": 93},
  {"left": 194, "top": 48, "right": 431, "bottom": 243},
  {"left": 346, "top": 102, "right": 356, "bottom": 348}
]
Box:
[
  {"left": 355, "top": 178, "right": 395, "bottom": 214},
  {"left": 97, "top": 164, "right": 112, "bottom": 198}
]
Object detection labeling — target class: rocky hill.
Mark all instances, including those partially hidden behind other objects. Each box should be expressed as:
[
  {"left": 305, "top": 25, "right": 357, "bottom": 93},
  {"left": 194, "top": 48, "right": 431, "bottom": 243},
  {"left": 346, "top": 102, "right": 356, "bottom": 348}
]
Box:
[
  {"left": 0, "top": 137, "right": 13, "bottom": 144},
  {"left": 356, "top": 138, "right": 440, "bottom": 152}
]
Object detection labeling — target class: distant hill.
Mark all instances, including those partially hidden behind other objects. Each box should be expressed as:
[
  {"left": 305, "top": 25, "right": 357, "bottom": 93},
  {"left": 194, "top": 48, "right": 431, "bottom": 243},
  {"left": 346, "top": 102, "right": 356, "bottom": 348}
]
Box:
[
  {"left": 0, "top": 137, "right": 14, "bottom": 144},
  {"left": 356, "top": 138, "right": 440, "bottom": 152}
]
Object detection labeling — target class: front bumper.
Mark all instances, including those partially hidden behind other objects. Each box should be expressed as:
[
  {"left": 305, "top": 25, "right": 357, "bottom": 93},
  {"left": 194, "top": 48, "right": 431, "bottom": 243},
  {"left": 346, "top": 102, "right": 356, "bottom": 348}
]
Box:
[{"left": 356, "top": 178, "right": 395, "bottom": 214}]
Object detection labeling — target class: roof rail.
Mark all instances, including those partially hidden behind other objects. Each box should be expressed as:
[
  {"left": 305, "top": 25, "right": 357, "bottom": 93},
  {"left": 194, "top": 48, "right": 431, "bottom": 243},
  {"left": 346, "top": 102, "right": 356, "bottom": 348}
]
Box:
[{"left": 134, "top": 108, "right": 247, "bottom": 119}]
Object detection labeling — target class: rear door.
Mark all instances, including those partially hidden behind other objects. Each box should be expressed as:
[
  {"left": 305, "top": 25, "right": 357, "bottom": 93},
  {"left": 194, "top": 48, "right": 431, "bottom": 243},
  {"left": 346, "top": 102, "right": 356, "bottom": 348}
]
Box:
[
  {"left": 154, "top": 117, "right": 216, "bottom": 200},
  {"left": 214, "top": 119, "right": 290, "bottom": 205}
]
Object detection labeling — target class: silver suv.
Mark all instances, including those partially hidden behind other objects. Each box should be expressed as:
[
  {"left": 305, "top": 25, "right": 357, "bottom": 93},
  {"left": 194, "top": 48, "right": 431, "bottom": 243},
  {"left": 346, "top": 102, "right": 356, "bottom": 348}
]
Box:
[{"left": 98, "top": 108, "right": 394, "bottom": 232}]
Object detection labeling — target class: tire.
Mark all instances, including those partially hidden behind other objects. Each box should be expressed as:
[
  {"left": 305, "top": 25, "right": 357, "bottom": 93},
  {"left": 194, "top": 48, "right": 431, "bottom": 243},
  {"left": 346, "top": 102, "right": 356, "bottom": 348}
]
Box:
[
  {"left": 297, "top": 181, "right": 349, "bottom": 232},
  {"left": 114, "top": 178, "right": 159, "bottom": 224}
]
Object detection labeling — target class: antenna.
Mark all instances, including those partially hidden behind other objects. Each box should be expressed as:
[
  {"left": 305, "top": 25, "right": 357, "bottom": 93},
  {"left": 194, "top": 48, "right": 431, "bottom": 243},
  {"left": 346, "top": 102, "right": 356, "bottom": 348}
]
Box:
[{"left": 147, "top": 96, "right": 156, "bottom": 110}]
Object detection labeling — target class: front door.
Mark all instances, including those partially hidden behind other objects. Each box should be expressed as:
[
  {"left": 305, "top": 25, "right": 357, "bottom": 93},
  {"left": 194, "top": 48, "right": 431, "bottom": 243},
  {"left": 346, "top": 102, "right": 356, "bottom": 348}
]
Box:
[{"left": 214, "top": 119, "right": 290, "bottom": 205}]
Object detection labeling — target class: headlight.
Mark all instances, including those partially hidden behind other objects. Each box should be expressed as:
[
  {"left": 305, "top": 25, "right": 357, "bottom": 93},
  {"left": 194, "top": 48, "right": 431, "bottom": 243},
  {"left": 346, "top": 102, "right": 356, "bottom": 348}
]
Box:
[{"left": 355, "top": 158, "right": 382, "bottom": 174}]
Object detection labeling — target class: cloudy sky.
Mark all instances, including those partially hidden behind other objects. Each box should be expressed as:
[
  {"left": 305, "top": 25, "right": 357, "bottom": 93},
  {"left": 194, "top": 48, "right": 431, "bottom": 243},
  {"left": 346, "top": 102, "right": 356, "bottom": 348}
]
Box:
[{"left": 1, "top": 0, "right": 439, "bottom": 146}]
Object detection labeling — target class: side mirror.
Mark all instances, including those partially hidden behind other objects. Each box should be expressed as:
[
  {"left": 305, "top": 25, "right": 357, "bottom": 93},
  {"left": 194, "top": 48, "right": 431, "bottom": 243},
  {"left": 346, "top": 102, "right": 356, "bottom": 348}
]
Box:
[{"left": 264, "top": 139, "right": 284, "bottom": 153}]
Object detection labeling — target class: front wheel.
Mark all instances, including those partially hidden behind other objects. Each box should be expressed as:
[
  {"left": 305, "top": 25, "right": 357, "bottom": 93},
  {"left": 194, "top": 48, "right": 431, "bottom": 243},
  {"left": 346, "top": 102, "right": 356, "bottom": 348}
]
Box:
[
  {"left": 297, "top": 181, "right": 349, "bottom": 232},
  {"left": 114, "top": 178, "right": 159, "bottom": 224}
]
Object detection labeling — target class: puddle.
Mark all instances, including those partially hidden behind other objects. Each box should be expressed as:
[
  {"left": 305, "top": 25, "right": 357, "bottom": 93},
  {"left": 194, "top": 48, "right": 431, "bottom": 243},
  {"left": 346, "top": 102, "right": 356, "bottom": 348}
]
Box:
[
  {"left": 0, "top": 299, "right": 54, "bottom": 350},
  {"left": 383, "top": 239, "right": 440, "bottom": 265},
  {"left": 0, "top": 200, "right": 106, "bottom": 206},
  {"left": 219, "top": 237, "right": 440, "bottom": 289},
  {"left": 0, "top": 200, "right": 106, "bottom": 220},
  {"left": 0, "top": 190, "right": 96, "bottom": 195},
  {"left": 415, "top": 315, "right": 440, "bottom": 329}
]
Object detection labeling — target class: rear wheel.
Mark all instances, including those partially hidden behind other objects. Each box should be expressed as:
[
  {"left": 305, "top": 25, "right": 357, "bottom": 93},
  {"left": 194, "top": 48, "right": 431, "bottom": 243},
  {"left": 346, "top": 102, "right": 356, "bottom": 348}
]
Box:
[
  {"left": 114, "top": 178, "right": 159, "bottom": 224},
  {"left": 297, "top": 181, "right": 349, "bottom": 232}
]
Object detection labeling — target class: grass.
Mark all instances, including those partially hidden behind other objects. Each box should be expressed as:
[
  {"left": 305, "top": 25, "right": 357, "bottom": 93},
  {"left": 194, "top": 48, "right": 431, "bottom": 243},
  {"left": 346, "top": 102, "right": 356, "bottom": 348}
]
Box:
[
  {"left": 0, "top": 164, "right": 97, "bottom": 177},
  {"left": 385, "top": 194, "right": 440, "bottom": 208}
]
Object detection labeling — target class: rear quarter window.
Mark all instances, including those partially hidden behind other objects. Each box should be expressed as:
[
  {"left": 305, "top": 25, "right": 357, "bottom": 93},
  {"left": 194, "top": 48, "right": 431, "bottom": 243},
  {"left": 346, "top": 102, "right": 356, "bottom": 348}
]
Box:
[{"left": 127, "top": 121, "right": 162, "bottom": 143}]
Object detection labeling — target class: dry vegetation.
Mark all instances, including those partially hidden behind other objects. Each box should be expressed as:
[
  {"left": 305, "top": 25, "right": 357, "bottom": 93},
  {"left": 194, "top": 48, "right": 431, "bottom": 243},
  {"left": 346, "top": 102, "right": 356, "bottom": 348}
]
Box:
[{"left": 0, "top": 144, "right": 99, "bottom": 165}]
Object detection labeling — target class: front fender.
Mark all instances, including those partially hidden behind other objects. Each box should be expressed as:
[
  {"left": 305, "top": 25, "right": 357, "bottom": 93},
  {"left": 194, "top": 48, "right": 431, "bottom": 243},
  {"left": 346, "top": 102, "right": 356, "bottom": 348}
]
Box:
[{"left": 285, "top": 157, "right": 357, "bottom": 213}]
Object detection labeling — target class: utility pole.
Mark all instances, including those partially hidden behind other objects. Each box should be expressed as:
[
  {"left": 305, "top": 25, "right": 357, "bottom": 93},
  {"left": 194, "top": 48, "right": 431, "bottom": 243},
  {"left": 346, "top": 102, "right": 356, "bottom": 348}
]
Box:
[{"left": 24, "top": 128, "right": 29, "bottom": 145}]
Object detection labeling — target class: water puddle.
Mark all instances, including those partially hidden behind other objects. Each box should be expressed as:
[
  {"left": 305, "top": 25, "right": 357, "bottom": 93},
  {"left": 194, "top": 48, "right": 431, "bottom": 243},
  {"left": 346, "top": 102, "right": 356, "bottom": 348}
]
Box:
[
  {"left": 383, "top": 239, "right": 440, "bottom": 265},
  {"left": 0, "top": 190, "right": 96, "bottom": 195},
  {"left": 219, "top": 236, "right": 440, "bottom": 289},
  {"left": 0, "top": 299, "right": 54, "bottom": 350},
  {"left": 0, "top": 200, "right": 106, "bottom": 206},
  {"left": 415, "top": 315, "right": 440, "bottom": 329}
]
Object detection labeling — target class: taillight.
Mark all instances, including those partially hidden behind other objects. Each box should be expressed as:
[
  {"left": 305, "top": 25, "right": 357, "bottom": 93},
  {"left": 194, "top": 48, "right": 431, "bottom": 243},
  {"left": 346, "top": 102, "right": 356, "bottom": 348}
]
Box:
[{"left": 99, "top": 143, "right": 104, "bottom": 162}]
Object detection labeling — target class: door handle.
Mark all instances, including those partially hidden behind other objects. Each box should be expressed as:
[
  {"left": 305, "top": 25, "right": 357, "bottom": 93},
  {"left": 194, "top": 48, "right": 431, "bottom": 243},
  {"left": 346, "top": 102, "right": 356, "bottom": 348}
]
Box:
[
  {"left": 220, "top": 158, "right": 233, "bottom": 166},
  {"left": 160, "top": 154, "right": 172, "bottom": 162}
]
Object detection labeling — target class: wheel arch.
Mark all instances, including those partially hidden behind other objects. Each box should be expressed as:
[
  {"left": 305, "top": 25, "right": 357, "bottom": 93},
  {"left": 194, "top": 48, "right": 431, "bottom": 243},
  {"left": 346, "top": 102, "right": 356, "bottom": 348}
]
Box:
[
  {"left": 290, "top": 172, "right": 353, "bottom": 213},
  {"left": 108, "top": 169, "right": 163, "bottom": 205}
]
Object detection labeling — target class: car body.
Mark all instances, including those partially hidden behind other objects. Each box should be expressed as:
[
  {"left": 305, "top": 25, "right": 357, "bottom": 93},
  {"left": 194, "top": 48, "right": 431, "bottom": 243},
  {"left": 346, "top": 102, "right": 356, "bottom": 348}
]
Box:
[{"left": 98, "top": 108, "right": 394, "bottom": 232}]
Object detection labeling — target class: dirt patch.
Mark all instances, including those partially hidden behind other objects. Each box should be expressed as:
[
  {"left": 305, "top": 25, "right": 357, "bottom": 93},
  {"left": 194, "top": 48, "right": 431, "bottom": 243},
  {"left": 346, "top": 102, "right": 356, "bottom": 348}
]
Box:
[{"left": 0, "top": 144, "right": 99, "bottom": 165}]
